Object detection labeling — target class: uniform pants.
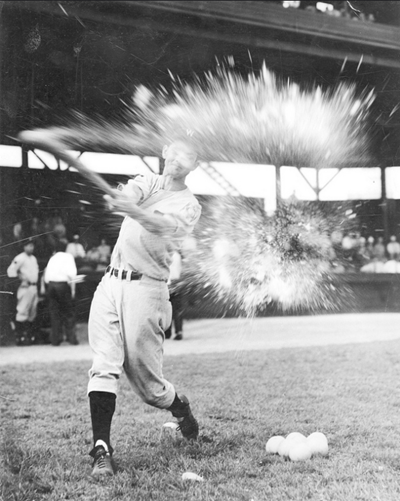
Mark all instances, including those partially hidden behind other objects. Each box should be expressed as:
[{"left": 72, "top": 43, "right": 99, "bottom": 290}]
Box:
[
  {"left": 16, "top": 284, "right": 38, "bottom": 322},
  {"left": 47, "top": 281, "right": 76, "bottom": 345},
  {"left": 87, "top": 273, "right": 174, "bottom": 409}
]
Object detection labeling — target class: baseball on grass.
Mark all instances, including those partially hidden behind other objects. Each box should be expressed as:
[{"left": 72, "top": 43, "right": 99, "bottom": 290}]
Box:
[
  {"left": 306, "top": 432, "right": 329, "bottom": 456},
  {"left": 265, "top": 435, "right": 285, "bottom": 454},
  {"left": 289, "top": 442, "right": 313, "bottom": 462},
  {"left": 182, "top": 472, "right": 204, "bottom": 482},
  {"left": 163, "top": 422, "right": 179, "bottom": 430},
  {"left": 278, "top": 433, "right": 307, "bottom": 457},
  {"left": 285, "top": 432, "right": 307, "bottom": 443}
]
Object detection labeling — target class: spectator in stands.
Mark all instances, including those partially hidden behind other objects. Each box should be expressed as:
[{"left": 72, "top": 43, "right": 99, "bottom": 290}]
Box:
[
  {"left": 353, "top": 235, "right": 368, "bottom": 270},
  {"left": 29, "top": 217, "right": 46, "bottom": 265},
  {"left": 43, "top": 240, "right": 78, "bottom": 346},
  {"left": 66, "top": 233, "right": 86, "bottom": 269},
  {"left": 296, "top": 1, "right": 375, "bottom": 23},
  {"left": 30, "top": 217, "right": 40, "bottom": 236},
  {"left": 341, "top": 232, "right": 358, "bottom": 270},
  {"left": 84, "top": 239, "right": 112, "bottom": 272},
  {"left": 372, "top": 236, "right": 386, "bottom": 262},
  {"left": 97, "top": 238, "right": 112, "bottom": 268},
  {"left": 53, "top": 222, "right": 68, "bottom": 245},
  {"left": 362, "top": 236, "right": 387, "bottom": 273},
  {"left": 43, "top": 217, "right": 69, "bottom": 263},
  {"left": 11, "top": 223, "right": 24, "bottom": 250},
  {"left": 365, "top": 236, "right": 375, "bottom": 261},
  {"left": 84, "top": 245, "right": 102, "bottom": 272},
  {"left": 387, "top": 235, "right": 400, "bottom": 261}
]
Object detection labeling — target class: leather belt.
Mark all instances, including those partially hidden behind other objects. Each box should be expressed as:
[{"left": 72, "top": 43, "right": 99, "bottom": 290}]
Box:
[{"left": 105, "top": 265, "right": 142, "bottom": 281}]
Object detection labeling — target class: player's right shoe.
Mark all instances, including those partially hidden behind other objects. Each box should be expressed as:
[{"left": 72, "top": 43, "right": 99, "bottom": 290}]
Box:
[
  {"left": 90, "top": 445, "right": 114, "bottom": 480},
  {"left": 171, "top": 395, "right": 199, "bottom": 440}
]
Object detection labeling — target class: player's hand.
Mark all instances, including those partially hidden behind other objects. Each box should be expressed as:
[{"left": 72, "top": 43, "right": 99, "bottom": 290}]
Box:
[
  {"left": 104, "top": 190, "right": 136, "bottom": 216},
  {"left": 104, "top": 180, "right": 142, "bottom": 214},
  {"left": 119, "top": 180, "right": 142, "bottom": 204}
]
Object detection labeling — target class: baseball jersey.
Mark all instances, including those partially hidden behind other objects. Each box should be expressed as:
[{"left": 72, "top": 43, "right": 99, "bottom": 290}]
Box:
[
  {"left": 7, "top": 252, "right": 39, "bottom": 283},
  {"left": 110, "top": 172, "right": 201, "bottom": 281}
]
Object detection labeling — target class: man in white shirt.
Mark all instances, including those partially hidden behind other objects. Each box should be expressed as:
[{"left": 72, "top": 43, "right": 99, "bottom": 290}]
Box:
[
  {"left": 7, "top": 240, "right": 39, "bottom": 346},
  {"left": 44, "top": 240, "right": 78, "bottom": 346}
]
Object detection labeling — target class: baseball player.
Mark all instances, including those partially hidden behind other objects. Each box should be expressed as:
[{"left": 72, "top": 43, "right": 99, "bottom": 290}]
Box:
[
  {"left": 7, "top": 240, "right": 39, "bottom": 345},
  {"left": 87, "top": 138, "right": 202, "bottom": 479},
  {"left": 17, "top": 130, "right": 202, "bottom": 480}
]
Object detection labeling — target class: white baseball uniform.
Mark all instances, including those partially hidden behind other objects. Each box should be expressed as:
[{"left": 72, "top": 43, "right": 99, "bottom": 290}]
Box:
[
  {"left": 87, "top": 173, "right": 201, "bottom": 408},
  {"left": 7, "top": 251, "right": 39, "bottom": 322}
]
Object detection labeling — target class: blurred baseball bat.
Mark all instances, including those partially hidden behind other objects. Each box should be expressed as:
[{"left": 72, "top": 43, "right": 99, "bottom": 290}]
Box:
[{"left": 17, "top": 130, "right": 116, "bottom": 197}]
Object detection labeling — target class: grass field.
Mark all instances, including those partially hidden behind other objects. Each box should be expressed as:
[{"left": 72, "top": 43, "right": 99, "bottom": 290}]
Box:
[{"left": 2, "top": 336, "right": 400, "bottom": 501}]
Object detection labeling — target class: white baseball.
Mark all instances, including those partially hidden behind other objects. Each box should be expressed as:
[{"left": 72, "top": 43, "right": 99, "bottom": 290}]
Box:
[
  {"left": 306, "top": 432, "right": 329, "bottom": 456},
  {"left": 289, "top": 442, "right": 313, "bottom": 462},
  {"left": 277, "top": 438, "right": 293, "bottom": 457},
  {"left": 163, "top": 422, "right": 179, "bottom": 430},
  {"left": 285, "top": 432, "right": 307, "bottom": 443},
  {"left": 182, "top": 472, "right": 204, "bottom": 482},
  {"left": 265, "top": 436, "right": 285, "bottom": 454},
  {"left": 278, "top": 433, "right": 307, "bottom": 457}
]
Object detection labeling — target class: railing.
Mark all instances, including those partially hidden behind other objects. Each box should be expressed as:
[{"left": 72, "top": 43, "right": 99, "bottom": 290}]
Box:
[{"left": 121, "top": 1, "right": 400, "bottom": 51}]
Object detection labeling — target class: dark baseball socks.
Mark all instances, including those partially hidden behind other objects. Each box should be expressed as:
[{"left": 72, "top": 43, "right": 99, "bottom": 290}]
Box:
[
  {"left": 89, "top": 391, "right": 191, "bottom": 457},
  {"left": 89, "top": 391, "right": 116, "bottom": 457},
  {"left": 168, "top": 393, "right": 187, "bottom": 415}
]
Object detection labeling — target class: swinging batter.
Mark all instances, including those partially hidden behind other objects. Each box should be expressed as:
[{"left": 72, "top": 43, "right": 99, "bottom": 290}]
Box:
[{"left": 17, "top": 129, "right": 202, "bottom": 480}]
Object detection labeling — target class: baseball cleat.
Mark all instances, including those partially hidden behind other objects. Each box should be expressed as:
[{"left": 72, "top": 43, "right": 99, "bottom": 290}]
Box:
[
  {"left": 171, "top": 395, "right": 199, "bottom": 440},
  {"left": 90, "top": 446, "right": 114, "bottom": 480}
]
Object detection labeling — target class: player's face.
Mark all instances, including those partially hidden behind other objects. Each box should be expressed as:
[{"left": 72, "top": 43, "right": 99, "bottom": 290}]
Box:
[
  {"left": 24, "top": 243, "right": 34, "bottom": 255},
  {"left": 163, "top": 141, "right": 198, "bottom": 179}
]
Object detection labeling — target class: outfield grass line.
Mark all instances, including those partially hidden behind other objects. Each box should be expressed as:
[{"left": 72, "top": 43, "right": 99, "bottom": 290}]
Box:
[{"left": 1, "top": 312, "right": 400, "bottom": 366}]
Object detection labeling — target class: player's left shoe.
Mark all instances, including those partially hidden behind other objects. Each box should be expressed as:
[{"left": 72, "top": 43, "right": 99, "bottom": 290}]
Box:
[
  {"left": 170, "top": 395, "right": 199, "bottom": 440},
  {"left": 90, "top": 445, "right": 114, "bottom": 480}
]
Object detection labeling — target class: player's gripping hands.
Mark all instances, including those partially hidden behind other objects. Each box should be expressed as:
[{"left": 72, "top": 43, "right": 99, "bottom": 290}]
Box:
[
  {"left": 104, "top": 181, "right": 142, "bottom": 216},
  {"left": 104, "top": 187, "right": 179, "bottom": 236}
]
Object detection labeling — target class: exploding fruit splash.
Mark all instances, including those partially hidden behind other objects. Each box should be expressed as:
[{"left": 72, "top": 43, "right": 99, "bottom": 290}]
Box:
[
  {"left": 181, "top": 197, "right": 356, "bottom": 315},
  {"left": 31, "top": 62, "right": 373, "bottom": 314},
  {"left": 39, "top": 62, "right": 374, "bottom": 168}
]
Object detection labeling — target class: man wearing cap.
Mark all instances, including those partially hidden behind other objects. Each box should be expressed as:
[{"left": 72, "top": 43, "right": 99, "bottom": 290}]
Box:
[{"left": 7, "top": 240, "right": 39, "bottom": 345}]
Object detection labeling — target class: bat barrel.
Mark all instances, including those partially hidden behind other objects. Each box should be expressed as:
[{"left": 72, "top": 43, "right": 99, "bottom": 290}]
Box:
[{"left": 17, "top": 130, "right": 115, "bottom": 197}]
